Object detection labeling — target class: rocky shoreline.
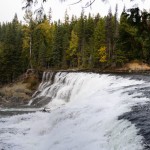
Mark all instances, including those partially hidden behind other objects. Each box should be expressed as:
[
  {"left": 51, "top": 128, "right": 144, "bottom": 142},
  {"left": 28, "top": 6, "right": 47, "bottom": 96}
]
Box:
[
  {"left": 0, "top": 69, "right": 40, "bottom": 108},
  {"left": 0, "top": 83, "right": 33, "bottom": 107}
]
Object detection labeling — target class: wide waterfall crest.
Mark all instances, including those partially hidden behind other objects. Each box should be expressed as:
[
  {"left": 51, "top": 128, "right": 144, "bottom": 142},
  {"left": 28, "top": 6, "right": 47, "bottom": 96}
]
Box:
[
  {"left": 28, "top": 72, "right": 113, "bottom": 107},
  {"left": 29, "top": 71, "right": 146, "bottom": 110}
]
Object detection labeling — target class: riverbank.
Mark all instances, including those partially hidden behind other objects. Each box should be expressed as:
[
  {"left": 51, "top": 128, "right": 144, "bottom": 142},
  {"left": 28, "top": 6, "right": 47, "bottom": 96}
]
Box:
[
  {"left": 57, "top": 60, "right": 150, "bottom": 75},
  {"left": 0, "top": 69, "right": 40, "bottom": 107}
]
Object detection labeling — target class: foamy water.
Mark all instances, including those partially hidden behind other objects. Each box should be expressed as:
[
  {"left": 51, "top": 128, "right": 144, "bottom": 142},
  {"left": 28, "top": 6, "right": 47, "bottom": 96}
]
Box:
[{"left": 0, "top": 72, "right": 149, "bottom": 150}]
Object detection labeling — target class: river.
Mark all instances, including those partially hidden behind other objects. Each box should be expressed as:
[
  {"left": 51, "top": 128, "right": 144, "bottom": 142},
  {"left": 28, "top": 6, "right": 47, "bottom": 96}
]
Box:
[{"left": 0, "top": 72, "right": 150, "bottom": 150}]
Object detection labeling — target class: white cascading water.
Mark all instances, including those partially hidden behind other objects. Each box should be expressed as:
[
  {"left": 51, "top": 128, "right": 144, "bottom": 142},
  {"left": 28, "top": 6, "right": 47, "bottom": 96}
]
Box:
[{"left": 0, "top": 72, "right": 149, "bottom": 150}]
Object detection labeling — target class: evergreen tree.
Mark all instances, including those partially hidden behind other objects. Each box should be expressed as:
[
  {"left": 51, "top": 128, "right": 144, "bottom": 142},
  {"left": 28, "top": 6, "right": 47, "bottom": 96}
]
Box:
[
  {"left": 105, "top": 8, "right": 114, "bottom": 61},
  {"left": 94, "top": 17, "right": 106, "bottom": 67},
  {"left": 51, "top": 21, "right": 64, "bottom": 68},
  {"left": 66, "top": 30, "right": 79, "bottom": 67}
]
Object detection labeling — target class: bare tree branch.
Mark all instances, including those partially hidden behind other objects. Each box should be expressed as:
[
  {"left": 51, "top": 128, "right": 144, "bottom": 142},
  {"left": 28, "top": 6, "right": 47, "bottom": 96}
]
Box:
[
  {"left": 69, "top": 0, "right": 82, "bottom": 6},
  {"left": 82, "top": 0, "right": 96, "bottom": 8},
  {"left": 23, "top": 0, "right": 145, "bottom": 10}
]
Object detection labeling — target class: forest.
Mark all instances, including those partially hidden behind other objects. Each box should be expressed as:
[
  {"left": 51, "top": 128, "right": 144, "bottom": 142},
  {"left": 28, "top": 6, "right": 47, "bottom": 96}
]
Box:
[{"left": 0, "top": 7, "right": 150, "bottom": 84}]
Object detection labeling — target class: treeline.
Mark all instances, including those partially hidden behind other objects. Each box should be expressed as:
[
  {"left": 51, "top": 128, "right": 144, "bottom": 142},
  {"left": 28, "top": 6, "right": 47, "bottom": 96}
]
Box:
[{"left": 0, "top": 7, "right": 150, "bottom": 84}]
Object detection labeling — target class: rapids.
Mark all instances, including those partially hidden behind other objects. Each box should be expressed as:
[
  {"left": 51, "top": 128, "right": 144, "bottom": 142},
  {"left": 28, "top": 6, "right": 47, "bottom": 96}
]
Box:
[{"left": 0, "top": 72, "right": 150, "bottom": 150}]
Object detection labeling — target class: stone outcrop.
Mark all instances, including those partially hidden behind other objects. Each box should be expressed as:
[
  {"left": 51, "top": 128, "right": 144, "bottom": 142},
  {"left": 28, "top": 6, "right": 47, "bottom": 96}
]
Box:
[{"left": 0, "top": 69, "right": 40, "bottom": 107}]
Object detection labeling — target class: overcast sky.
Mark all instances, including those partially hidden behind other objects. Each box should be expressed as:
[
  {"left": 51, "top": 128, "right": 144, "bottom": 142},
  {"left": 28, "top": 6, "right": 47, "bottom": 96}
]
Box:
[{"left": 0, "top": 0, "right": 150, "bottom": 23}]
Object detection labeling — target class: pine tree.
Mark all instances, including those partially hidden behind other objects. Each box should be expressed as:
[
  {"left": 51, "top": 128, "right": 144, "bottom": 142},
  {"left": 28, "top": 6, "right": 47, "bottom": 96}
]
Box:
[
  {"left": 94, "top": 17, "right": 106, "bottom": 67},
  {"left": 51, "top": 21, "right": 64, "bottom": 68},
  {"left": 23, "top": 9, "right": 35, "bottom": 69},
  {"left": 84, "top": 13, "right": 95, "bottom": 68},
  {"left": 105, "top": 8, "right": 114, "bottom": 61},
  {"left": 66, "top": 30, "right": 79, "bottom": 67},
  {"left": 62, "top": 10, "right": 70, "bottom": 68},
  {"left": 76, "top": 10, "right": 85, "bottom": 67}
]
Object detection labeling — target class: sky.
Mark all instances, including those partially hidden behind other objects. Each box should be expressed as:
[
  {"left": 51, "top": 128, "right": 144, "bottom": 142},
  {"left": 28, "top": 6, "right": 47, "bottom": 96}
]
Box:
[{"left": 0, "top": 0, "right": 150, "bottom": 23}]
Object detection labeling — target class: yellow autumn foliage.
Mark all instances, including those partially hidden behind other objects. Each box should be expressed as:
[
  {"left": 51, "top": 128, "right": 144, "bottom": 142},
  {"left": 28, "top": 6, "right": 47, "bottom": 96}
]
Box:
[{"left": 98, "top": 46, "right": 107, "bottom": 63}]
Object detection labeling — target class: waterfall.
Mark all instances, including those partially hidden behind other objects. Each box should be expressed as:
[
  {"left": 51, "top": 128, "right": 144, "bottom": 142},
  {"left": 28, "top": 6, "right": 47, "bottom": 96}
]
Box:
[
  {"left": 28, "top": 71, "right": 70, "bottom": 107},
  {"left": 1, "top": 72, "right": 150, "bottom": 150}
]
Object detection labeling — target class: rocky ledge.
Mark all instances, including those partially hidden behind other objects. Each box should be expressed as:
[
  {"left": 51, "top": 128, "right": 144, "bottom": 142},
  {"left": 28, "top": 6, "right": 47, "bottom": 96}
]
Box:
[{"left": 0, "top": 69, "right": 40, "bottom": 107}]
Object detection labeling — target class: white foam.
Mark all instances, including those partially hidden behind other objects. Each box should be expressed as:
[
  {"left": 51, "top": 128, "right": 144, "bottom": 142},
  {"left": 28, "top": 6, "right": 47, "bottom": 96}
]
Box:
[{"left": 0, "top": 73, "right": 148, "bottom": 150}]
